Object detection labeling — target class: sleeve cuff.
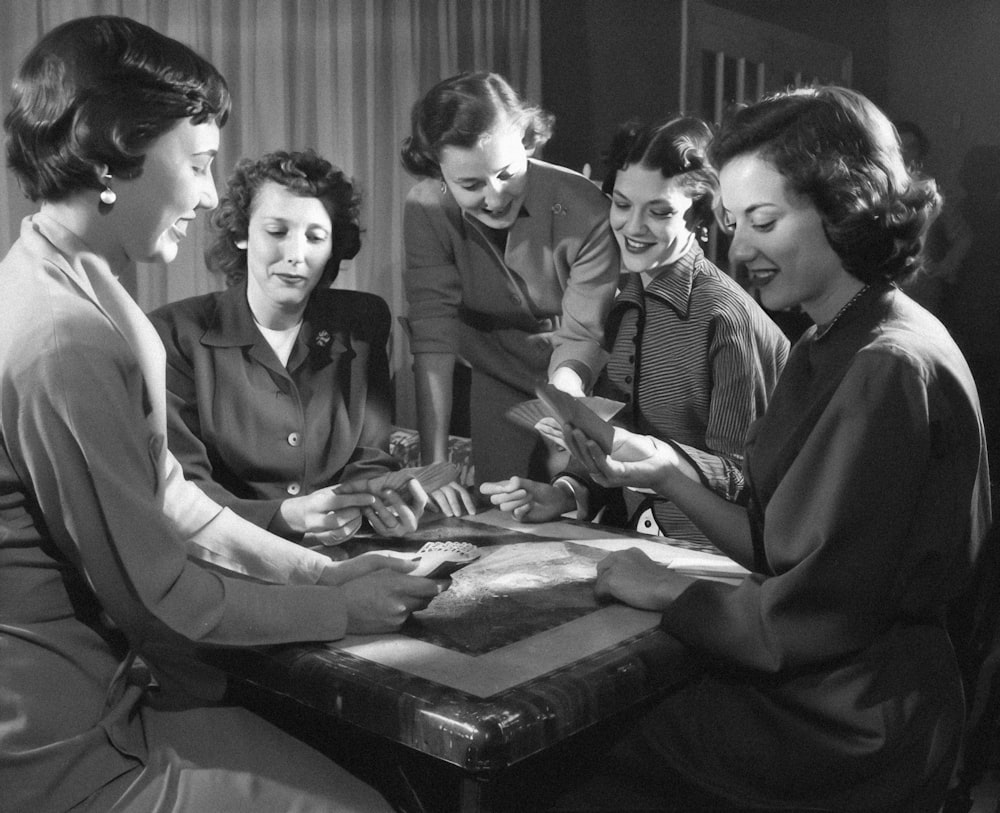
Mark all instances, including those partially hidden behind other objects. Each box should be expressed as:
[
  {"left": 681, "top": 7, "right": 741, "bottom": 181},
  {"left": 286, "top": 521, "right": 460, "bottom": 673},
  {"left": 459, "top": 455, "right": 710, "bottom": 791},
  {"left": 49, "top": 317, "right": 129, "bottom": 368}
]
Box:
[{"left": 553, "top": 475, "right": 590, "bottom": 520}]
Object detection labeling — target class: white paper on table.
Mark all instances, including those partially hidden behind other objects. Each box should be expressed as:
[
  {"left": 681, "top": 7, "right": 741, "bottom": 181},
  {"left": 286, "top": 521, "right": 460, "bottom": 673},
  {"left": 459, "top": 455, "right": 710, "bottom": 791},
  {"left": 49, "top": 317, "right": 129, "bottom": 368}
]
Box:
[{"left": 570, "top": 537, "right": 749, "bottom": 580}]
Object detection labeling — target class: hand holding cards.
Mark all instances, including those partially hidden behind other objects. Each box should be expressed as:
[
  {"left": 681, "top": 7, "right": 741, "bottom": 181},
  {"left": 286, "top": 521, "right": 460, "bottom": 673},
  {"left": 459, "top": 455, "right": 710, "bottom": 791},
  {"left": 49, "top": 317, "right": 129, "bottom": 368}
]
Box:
[
  {"left": 367, "top": 540, "right": 481, "bottom": 578},
  {"left": 361, "top": 462, "right": 461, "bottom": 497},
  {"left": 534, "top": 383, "right": 616, "bottom": 454},
  {"left": 506, "top": 392, "right": 624, "bottom": 438}
]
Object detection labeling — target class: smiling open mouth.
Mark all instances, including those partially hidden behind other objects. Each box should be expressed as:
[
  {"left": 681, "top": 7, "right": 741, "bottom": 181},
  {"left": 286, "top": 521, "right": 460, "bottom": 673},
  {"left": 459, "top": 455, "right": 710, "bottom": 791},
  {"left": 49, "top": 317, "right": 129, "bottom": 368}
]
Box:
[
  {"left": 483, "top": 202, "right": 512, "bottom": 218},
  {"left": 747, "top": 268, "right": 778, "bottom": 284},
  {"left": 623, "top": 237, "right": 655, "bottom": 253}
]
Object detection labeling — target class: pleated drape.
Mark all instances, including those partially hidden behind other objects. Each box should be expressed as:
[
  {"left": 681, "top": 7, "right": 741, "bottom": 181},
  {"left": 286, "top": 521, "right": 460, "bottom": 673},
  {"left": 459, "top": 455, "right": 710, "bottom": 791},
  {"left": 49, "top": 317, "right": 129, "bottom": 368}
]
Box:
[{"left": 0, "top": 0, "right": 540, "bottom": 424}]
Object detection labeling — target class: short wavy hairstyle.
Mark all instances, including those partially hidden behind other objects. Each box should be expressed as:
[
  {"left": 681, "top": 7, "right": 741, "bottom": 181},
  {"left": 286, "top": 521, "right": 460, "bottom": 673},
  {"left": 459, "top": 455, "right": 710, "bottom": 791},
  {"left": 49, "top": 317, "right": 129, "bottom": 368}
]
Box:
[
  {"left": 206, "top": 148, "right": 361, "bottom": 288},
  {"left": 5, "top": 15, "right": 230, "bottom": 202},
  {"left": 400, "top": 71, "right": 555, "bottom": 179},
  {"left": 709, "top": 85, "right": 940, "bottom": 284},
  {"left": 602, "top": 116, "right": 720, "bottom": 233}
]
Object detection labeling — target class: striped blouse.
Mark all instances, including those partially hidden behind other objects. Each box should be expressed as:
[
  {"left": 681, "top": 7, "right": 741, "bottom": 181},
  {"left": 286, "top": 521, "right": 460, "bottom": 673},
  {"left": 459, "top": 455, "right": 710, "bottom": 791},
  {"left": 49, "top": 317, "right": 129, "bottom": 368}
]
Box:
[{"left": 595, "top": 242, "right": 789, "bottom": 545}]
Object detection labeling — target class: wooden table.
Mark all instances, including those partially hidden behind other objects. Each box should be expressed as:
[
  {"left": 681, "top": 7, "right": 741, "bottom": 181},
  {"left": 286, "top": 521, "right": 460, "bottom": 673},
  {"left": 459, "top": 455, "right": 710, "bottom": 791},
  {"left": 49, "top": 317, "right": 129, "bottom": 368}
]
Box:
[{"left": 206, "top": 511, "right": 744, "bottom": 812}]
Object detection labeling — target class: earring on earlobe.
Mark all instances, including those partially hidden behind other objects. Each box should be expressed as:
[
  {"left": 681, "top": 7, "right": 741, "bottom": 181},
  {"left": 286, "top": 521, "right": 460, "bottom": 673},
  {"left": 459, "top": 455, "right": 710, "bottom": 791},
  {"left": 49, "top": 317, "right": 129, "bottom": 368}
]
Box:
[
  {"left": 699, "top": 225, "right": 709, "bottom": 242},
  {"left": 99, "top": 173, "right": 117, "bottom": 206},
  {"left": 439, "top": 181, "right": 447, "bottom": 195}
]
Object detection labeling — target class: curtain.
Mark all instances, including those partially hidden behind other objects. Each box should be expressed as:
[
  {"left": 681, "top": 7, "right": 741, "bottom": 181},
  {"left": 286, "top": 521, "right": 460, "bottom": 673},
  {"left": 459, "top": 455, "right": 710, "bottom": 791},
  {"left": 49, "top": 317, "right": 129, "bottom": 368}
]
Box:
[{"left": 0, "top": 0, "right": 541, "bottom": 426}]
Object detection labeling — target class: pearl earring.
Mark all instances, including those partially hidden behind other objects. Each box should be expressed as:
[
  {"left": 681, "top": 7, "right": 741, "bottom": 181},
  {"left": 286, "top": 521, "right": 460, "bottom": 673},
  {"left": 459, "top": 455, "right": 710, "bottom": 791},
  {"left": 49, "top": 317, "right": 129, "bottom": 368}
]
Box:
[{"left": 100, "top": 174, "right": 117, "bottom": 206}]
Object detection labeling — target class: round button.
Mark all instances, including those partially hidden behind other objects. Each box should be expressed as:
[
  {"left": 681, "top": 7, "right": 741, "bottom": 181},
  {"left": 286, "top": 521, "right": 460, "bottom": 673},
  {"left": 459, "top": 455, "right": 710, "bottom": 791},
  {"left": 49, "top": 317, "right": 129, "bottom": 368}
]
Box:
[
  {"left": 635, "top": 508, "right": 660, "bottom": 536},
  {"left": 287, "top": 432, "right": 301, "bottom": 447},
  {"left": 624, "top": 375, "right": 632, "bottom": 384},
  {"left": 510, "top": 294, "right": 521, "bottom": 305},
  {"left": 286, "top": 482, "right": 301, "bottom": 495}
]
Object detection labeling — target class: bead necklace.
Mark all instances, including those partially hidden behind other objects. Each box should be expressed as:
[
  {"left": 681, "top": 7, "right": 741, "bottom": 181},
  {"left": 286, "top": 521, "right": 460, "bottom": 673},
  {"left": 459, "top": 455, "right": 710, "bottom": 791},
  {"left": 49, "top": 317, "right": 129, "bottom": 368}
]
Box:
[{"left": 814, "top": 284, "right": 871, "bottom": 341}]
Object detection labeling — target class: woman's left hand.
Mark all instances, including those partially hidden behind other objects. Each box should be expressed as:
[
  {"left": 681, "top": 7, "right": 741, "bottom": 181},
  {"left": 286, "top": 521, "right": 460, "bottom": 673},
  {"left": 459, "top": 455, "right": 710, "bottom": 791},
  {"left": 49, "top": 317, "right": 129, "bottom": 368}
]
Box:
[
  {"left": 594, "top": 548, "right": 692, "bottom": 611},
  {"left": 566, "top": 425, "right": 675, "bottom": 491}
]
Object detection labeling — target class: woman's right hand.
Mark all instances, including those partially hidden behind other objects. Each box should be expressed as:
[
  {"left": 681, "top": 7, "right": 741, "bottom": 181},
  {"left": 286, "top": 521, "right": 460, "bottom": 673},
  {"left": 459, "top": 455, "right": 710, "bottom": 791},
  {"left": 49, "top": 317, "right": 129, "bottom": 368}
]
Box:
[
  {"left": 428, "top": 479, "right": 477, "bottom": 517},
  {"left": 327, "top": 555, "right": 444, "bottom": 633},
  {"left": 479, "top": 477, "right": 573, "bottom": 522}
]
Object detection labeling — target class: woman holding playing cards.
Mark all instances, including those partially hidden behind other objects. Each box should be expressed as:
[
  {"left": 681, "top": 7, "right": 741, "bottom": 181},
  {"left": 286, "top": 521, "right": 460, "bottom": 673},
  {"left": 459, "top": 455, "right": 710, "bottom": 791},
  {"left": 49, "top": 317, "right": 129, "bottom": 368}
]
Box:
[
  {"left": 151, "top": 149, "right": 419, "bottom": 545},
  {"left": 541, "top": 86, "right": 991, "bottom": 811},
  {"left": 482, "top": 117, "right": 788, "bottom": 546},
  {"left": 401, "top": 71, "right": 620, "bottom": 508}
]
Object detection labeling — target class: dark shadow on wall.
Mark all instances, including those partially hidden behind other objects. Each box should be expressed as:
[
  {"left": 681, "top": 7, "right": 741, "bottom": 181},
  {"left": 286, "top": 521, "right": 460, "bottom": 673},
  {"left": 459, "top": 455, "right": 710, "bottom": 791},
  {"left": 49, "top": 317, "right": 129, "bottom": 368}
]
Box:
[{"left": 939, "top": 144, "right": 1000, "bottom": 477}]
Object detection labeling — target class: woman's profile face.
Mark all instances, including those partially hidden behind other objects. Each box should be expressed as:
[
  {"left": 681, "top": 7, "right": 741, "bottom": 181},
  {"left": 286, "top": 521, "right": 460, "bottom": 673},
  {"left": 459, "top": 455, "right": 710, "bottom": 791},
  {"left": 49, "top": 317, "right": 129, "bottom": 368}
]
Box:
[
  {"left": 240, "top": 181, "right": 334, "bottom": 326},
  {"left": 113, "top": 118, "right": 220, "bottom": 265},
  {"left": 609, "top": 164, "right": 695, "bottom": 274},
  {"left": 720, "top": 151, "right": 846, "bottom": 322},
  {"left": 438, "top": 117, "right": 529, "bottom": 230}
]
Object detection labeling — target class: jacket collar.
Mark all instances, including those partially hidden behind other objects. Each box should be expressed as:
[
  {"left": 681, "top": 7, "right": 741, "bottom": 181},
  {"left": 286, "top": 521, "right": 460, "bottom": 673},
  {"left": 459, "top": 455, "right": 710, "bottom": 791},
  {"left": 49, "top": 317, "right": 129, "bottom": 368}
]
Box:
[{"left": 201, "top": 282, "right": 350, "bottom": 373}]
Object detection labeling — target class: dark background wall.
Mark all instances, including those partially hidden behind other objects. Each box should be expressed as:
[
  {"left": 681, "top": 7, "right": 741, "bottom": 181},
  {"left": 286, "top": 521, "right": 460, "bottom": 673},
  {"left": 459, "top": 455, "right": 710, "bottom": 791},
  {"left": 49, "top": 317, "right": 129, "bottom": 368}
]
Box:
[
  {"left": 539, "top": 0, "right": 683, "bottom": 176},
  {"left": 538, "top": 0, "right": 1000, "bottom": 199}
]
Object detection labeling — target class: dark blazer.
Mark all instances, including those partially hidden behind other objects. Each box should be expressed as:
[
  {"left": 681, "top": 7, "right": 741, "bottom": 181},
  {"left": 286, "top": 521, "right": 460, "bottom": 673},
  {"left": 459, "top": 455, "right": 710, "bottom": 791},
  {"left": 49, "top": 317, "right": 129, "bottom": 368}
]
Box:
[{"left": 150, "top": 283, "right": 399, "bottom": 535}]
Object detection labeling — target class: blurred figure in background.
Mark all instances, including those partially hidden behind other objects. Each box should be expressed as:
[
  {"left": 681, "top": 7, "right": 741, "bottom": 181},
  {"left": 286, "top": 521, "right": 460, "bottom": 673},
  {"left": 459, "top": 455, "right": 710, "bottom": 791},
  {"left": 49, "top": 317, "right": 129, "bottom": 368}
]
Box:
[{"left": 895, "top": 119, "right": 972, "bottom": 317}]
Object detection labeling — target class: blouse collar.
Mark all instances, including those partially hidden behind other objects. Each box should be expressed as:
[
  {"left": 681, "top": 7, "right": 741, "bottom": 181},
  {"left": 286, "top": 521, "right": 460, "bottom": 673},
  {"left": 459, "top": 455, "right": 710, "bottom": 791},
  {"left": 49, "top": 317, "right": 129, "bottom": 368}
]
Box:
[{"left": 616, "top": 240, "right": 703, "bottom": 319}]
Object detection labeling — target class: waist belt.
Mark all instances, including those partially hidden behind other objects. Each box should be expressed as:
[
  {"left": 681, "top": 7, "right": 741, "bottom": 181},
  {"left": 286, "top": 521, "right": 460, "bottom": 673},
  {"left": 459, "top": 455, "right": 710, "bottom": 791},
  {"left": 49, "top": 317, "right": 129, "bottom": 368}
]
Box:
[{"left": 459, "top": 307, "right": 558, "bottom": 334}]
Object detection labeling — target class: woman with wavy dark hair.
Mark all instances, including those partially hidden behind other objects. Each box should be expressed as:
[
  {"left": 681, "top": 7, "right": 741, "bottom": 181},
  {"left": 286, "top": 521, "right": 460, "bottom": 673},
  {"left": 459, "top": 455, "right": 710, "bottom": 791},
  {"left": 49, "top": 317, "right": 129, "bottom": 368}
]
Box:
[
  {"left": 400, "top": 71, "right": 620, "bottom": 512},
  {"left": 543, "top": 86, "right": 991, "bottom": 811},
  {"left": 0, "top": 18, "right": 435, "bottom": 811},
  {"left": 151, "top": 148, "right": 418, "bottom": 546},
  {"left": 482, "top": 117, "right": 788, "bottom": 546}
]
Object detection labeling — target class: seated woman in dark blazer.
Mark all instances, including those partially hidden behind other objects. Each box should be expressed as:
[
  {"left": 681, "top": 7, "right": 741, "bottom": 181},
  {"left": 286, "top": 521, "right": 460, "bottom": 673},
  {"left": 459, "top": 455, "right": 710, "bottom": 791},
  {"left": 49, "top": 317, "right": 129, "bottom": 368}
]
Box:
[
  {"left": 151, "top": 149, "right": 414, "bottom": 546},
  {"left": 544, "top": 86, "right": 991, "bottom": 812}
]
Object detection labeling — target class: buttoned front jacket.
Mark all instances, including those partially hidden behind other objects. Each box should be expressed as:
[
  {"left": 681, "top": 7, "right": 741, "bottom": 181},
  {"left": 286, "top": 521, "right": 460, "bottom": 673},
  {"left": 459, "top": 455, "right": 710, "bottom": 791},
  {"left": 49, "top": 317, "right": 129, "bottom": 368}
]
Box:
[{"left": 150, "top": 283, "right": 398, "bottom": 535}]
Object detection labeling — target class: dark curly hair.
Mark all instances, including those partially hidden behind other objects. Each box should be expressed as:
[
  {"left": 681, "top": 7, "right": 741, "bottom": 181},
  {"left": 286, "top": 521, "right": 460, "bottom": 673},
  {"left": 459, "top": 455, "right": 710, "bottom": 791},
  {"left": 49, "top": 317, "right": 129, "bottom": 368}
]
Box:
[
  {"left": 400, "top": 71, "right": 554, "bottom": 179},
  {"left": 602, "top": 116, "right": 720, "bottom": 232},
  {"left": 5, "top": 15, "right": 230, "bottom": 202},
  {"left": 709, "top": 85, "right": 940, "bottom": 284},
  {"left": 206, "top": 148, "right": 361, "bottom": 288}
]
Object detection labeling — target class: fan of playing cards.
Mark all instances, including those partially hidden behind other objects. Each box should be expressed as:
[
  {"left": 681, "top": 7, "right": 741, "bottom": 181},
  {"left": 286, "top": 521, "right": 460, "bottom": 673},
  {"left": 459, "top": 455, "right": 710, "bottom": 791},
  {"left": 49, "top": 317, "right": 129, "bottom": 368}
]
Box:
[
  {"left": 366, "top": 540, "right": 480, "bottom": 578},
  {"left": 505, "top": 392, "right": 624, "bottom": 448},
  {"left": 361, "top": 461, "right": 461, "bottom": 496},
  {"left": 505, "top": 386, "right": 622, "bottom": 454}
]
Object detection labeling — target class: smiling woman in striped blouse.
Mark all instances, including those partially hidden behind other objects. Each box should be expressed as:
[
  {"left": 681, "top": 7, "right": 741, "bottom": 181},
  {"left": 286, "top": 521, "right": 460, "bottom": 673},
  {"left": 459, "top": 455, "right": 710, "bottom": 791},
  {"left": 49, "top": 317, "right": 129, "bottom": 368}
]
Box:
[{"left": 481, "top": 116, "right": 789, "bottom": 547}]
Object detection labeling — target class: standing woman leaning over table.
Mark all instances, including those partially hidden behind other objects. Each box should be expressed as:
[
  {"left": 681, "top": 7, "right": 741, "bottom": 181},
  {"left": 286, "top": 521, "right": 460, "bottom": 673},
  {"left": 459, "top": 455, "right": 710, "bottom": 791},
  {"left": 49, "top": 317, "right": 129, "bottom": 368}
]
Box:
[
  {"left": 0, "top": 16, "right": 438, "bottom": 813},
  {"left": 551, "top": 86, "right": 991, "bottom": 811},
  {"left": 401, "top": 71, "right": 620, "bottom": 511}
]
